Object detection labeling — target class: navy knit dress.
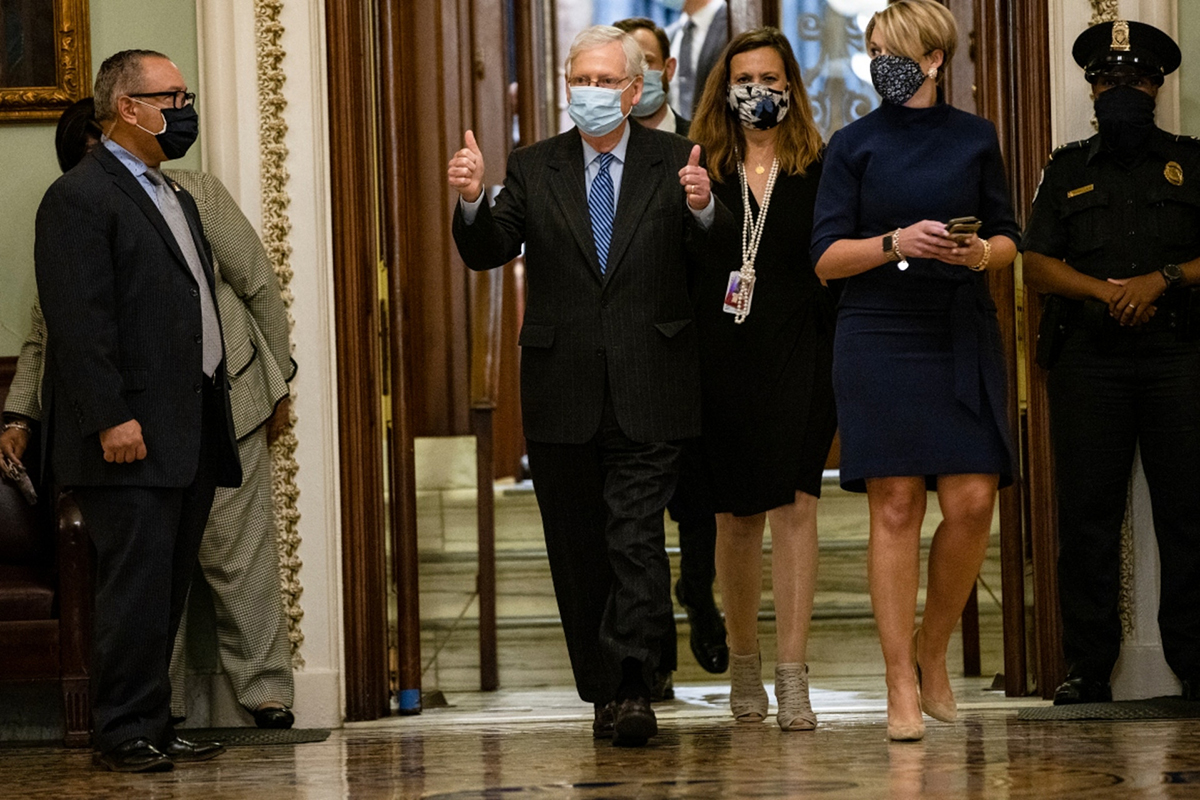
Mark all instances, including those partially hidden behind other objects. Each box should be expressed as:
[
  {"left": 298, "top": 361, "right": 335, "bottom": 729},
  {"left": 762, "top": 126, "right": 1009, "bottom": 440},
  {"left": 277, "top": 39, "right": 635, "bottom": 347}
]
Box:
[{"left": 810, "top": 101, "right": 1019, "bottom": 493}]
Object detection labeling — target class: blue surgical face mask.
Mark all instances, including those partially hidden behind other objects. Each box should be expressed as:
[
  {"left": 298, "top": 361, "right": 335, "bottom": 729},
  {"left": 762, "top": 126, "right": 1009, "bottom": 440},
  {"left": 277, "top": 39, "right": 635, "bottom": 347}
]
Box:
[
  {"left": 660, "top": 0, "right": 685, "bottom": 11},
  {"left": 632, "top": 69, "right": 667, "bottom": 118},
  {"left": 568, "top": 81, "right": 635, "bottom": 137}
]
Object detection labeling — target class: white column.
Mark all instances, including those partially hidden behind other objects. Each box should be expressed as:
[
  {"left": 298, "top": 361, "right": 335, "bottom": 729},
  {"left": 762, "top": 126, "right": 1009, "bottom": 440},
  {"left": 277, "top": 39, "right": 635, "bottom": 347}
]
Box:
[
  {"left": 194, "top": 0, "right": 345, "bottom": 727},
  {"left": 1111, "top": 449, "right": 1181, "bottom": 699},
  {"left": 277, "top": 0, "right": 345, "bottom": 728},
  {"left": 196, "top": 0, "right": 265, "bottom": 224},
  {"left": 1047, "top": 0, "right": 1182, "bottom": 701}
]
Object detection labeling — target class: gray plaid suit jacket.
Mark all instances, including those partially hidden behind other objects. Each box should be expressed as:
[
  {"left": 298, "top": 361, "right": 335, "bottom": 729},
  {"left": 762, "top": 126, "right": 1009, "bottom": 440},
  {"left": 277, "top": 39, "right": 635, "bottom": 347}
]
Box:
[{"left": 8, "top": 170, "right": 290, "bottom": 443}]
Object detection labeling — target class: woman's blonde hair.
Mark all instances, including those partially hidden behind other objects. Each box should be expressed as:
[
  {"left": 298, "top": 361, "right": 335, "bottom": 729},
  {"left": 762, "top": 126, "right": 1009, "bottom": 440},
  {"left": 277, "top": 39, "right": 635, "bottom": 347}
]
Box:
[
  {"left": 689, "top": 27, "right": 822, "bottom": 183},
  {"left": 865, "top": 0, "right": 957, "bottom": 75}
]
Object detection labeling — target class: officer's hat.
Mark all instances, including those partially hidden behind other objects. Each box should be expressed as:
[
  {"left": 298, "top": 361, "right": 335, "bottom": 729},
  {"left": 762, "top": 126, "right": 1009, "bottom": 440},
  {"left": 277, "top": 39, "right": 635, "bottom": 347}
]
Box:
[{"left": 1072, "top": 20, "right": 1181, "bottom": 84}]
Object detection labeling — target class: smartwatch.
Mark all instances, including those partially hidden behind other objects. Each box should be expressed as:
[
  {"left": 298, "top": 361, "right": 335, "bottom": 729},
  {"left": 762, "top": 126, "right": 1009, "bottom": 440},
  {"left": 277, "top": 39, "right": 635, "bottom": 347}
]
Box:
[
  {"left": 1161, "top": 263, "right": 1184, "bottom": 288},
  {"left": 883, "top": 233, "right": 895, "bottom": 260}
]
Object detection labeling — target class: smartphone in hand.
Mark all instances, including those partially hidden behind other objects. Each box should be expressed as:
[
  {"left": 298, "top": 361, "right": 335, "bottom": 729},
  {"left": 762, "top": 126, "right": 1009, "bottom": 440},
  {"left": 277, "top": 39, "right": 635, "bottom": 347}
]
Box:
[{"left": 946, "top": 216, "right": 982, "bottom": 245}]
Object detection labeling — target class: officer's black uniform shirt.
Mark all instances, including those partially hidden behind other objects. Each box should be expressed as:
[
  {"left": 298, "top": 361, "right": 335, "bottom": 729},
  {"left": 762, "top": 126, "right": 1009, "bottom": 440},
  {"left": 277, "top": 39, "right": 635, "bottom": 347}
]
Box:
[{"left": 1022, "top": 128, "right": 1200, "bottom": 278}]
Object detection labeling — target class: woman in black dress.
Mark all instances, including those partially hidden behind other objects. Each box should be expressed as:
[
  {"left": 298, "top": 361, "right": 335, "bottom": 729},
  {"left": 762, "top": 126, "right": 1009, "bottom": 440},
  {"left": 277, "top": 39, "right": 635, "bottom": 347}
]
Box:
[
  {"left": 690, "top": 27, "right": 835, "bottom": 731},
  {"left": 811, "top": 0, "right": 1019, "bottom": 741}
]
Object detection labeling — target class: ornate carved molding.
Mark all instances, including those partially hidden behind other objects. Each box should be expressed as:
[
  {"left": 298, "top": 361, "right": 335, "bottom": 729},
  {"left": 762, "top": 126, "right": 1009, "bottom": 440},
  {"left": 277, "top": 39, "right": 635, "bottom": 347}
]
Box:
[
  {"left": 0, "top": 0, "right": 91, "bottom": 122},
  {"left": 1119, "top": 479, "right": 1135, "bottom": 638},
  {"left": 1089, "top": 0, "right": 1120, "bottom": 26},
  {"left": 255, "top": 0, "right": 305, "bottom": 668}
]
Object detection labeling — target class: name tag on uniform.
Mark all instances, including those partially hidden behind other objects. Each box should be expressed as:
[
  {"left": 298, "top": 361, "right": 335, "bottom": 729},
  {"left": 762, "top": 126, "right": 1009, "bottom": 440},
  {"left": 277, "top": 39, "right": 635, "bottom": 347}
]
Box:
[{"left": 1067, "top": 184, "right": 1094, "bottom": 198}]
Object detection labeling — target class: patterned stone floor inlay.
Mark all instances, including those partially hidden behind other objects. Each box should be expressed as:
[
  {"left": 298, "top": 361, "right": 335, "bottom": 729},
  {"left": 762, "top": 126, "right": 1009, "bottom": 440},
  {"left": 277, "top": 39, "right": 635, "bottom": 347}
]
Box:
[{"left": 6, "top": 680, "right": 1200, "bottom": 798}]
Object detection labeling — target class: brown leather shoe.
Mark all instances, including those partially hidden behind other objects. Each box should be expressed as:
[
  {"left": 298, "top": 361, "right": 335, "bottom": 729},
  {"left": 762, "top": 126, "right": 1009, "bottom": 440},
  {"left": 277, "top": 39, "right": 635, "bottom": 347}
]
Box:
[
  {"left": 612, "top": 697, "right": 657, "bottom": 747},
  {"left": 93, "top": 738, "right": 174, "bottom": 773},
  {"left": 161, "top": 736, "right": 226, "bottom": 762},
  {"left": 592, "top": 701, "right": 615, "bottom": 739}
]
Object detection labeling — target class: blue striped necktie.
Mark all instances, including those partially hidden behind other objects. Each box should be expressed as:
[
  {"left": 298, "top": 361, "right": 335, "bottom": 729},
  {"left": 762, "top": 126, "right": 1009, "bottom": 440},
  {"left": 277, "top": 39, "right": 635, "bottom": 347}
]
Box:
[{"left": 589, "top": 152, "right": 616, "bottom": 274}]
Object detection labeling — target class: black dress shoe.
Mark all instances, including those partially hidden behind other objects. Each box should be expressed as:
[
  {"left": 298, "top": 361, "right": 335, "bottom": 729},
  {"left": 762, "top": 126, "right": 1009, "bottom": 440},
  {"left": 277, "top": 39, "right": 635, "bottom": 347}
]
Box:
[
  {"left": 253, "top": 706, "right": 296, "bottom": 729},
  {"left": 93, "top": 738, "right": 174, "bottom": 773},
  {"left": 650, "top": 670, "right": 675, "bottom": 702},
  {"left": 162, "top": 736, "right": 226, "bottom": 762},
  {"left": 676, "top": 579, "right": 729, "bottom": 674},
  {"left": 592, "top": 701, "right": 616, "bottom": 739},
  {"left": 1053, "top": 675, "right": 1112, "bottom": 705},
  {"left": 612, "top": 697, "right": 657, "bottom": 747}
]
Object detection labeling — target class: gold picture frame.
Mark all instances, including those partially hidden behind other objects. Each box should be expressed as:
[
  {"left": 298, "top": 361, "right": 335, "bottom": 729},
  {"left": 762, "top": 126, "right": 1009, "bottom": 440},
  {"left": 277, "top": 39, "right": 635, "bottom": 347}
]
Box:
[{"left": 0, "top": 0, "right": 90, "bottom": 122}]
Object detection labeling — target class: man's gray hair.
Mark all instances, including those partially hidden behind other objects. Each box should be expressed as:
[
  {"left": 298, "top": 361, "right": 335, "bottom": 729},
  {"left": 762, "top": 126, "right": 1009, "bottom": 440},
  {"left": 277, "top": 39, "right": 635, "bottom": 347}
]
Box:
[
  {"left": 93, "top": 49, "right": 169, "bottom": 122},
  {"left": 565, "top": 25, "right": 645, "bottom": 81}
]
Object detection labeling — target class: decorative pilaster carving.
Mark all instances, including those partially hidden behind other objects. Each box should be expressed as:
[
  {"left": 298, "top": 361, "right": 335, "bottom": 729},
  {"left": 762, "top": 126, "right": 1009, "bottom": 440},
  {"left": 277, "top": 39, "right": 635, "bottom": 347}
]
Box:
[
  {"left": 255, "top": 0, "right": 305, "bottom": 668},
  {"left": 1089, "top": 0, "right": 1120, "bottom": 26}
]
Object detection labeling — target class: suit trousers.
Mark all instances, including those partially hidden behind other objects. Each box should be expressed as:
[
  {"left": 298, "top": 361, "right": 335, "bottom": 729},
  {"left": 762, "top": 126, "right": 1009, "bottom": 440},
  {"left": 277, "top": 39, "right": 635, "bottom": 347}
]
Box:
[
  {"left": 170, "top": 426, "right": 294, "bottom": 717},
  {"left": 73, "top": 382, "right": 223, "bottom": 752},
  {"left": 1049, "top": 328, "right": 1200, "bottom": 682},
  {"left": 668, "top": 437, "right": 718, "bottom": 605},
  {"left": 526, "top": 389, "right": 681, "bottom": 704}
]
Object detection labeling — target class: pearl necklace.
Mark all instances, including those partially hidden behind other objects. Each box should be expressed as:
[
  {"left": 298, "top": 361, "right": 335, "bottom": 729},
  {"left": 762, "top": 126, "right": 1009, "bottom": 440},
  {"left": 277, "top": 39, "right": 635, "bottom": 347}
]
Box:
[{"left": 732, "top": 157, "right": 779, "bottom": 324}]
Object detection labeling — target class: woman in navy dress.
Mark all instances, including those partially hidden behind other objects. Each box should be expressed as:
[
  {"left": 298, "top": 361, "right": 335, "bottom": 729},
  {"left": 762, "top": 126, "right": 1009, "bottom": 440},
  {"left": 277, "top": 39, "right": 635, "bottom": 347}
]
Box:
[
  {"left": 811, "top": 0, "right": 1019, "bottom": 741},
  {"left": 690, "top": 28, "right": 836, "bottom": 731}
]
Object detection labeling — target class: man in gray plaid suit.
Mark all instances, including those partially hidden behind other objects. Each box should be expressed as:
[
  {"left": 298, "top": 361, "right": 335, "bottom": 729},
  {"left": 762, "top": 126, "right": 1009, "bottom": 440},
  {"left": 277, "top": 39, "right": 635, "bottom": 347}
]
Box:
[{"left": 2, "top": 98, "right": 296, "bottom": 732}]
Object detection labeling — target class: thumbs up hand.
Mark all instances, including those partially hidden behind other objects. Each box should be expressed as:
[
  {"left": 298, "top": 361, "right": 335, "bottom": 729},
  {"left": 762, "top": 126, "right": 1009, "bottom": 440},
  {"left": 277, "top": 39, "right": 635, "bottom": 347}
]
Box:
[
  {"left": 678, "top": 144, "right": 711, "bottom": 211},
  {"left": 448, "top": 129, "right": 485, "bottom": 202}
]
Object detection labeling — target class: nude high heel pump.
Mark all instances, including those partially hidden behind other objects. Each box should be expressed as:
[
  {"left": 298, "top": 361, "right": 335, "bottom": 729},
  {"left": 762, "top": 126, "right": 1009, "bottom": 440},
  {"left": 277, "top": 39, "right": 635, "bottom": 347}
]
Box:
[
  {"left": 914, "top": 628, "right": 958, "bottom": 723},
  {"left": 887, "top": 635, "right": 925, "bottom": 742}
]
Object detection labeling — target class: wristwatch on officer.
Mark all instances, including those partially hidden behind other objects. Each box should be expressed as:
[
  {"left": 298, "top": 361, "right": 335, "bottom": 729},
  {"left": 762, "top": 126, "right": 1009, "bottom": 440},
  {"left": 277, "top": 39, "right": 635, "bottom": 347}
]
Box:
[{"left": 1161, "top": 263, "right": 1184, "bottom": 289}]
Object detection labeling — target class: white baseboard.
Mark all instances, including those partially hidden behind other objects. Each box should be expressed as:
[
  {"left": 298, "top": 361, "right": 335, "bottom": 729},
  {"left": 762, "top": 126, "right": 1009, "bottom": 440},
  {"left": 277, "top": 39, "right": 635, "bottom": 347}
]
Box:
[
  {"left": 1112, "top": 644, "right": 1181, "bottom": 701},
  {"left": 179, "top": 667, "right": 343, "bottom": 729},
  {"left": 293, "top": 668, "right": 343, "bottom": 729}
]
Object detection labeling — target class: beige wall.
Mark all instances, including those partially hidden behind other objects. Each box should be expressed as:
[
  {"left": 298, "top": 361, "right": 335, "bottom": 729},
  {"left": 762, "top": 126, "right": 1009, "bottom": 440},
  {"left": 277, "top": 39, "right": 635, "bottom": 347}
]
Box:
[
  {"left": 0, "top": 0, "right": 200, "bottom": 356},
  {"left": 1181, "top": 2, "right": 1200, "bottom": 133}
]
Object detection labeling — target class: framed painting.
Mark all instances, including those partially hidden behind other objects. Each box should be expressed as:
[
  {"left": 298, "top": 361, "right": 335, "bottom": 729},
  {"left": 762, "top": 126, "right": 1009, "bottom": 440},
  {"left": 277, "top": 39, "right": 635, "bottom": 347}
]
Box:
[{"left": 0, "top": 0, "right": 90, "bottom": 122}]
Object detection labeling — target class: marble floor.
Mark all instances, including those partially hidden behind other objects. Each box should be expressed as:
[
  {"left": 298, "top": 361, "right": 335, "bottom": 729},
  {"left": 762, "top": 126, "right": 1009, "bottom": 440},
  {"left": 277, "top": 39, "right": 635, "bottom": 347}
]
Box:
[{"left": 6, "top": 677, "right": 1200, "bottom": 799}]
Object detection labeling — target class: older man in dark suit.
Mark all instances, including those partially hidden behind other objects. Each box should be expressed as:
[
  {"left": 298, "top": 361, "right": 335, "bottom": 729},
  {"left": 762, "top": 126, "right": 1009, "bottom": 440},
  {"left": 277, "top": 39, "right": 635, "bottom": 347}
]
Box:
[
  {"left": 449, "top": 25, "right": 727, "bottom": 747},
  {"left": 35, "top": 50, "right": 241, "bottom": 772}
]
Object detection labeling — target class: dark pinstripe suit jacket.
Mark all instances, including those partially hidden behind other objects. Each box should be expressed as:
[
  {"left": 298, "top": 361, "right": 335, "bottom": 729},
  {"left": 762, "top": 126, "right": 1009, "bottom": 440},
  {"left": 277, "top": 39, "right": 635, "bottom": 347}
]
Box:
[
  {"left": 453, "top": 122, "right": 730, "bottom": 445},
  {"left": 34, "top": 146, "right": 241, "bottom": 489}
]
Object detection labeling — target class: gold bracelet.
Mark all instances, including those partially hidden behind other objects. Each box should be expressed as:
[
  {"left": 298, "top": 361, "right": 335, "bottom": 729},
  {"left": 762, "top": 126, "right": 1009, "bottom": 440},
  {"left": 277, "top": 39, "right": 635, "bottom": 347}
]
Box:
[{"left": 968, "top": 238, "right": 991, "bottom": 272}]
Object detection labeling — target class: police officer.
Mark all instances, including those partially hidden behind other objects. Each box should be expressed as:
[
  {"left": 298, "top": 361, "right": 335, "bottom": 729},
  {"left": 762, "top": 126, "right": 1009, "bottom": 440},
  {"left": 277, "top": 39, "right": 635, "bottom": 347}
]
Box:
[{"left": 1023, "top": 20, "right": 1200, "bottom": 705}]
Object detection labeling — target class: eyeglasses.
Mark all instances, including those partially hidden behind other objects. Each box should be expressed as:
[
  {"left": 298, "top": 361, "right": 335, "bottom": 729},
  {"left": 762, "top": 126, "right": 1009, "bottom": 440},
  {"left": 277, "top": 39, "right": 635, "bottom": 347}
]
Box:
[
  {"left": 128, "top": 90, "right": 196, "bottom": 109},
  {"left": 567, "top": 75, "right": 630, "bottom": 90}
]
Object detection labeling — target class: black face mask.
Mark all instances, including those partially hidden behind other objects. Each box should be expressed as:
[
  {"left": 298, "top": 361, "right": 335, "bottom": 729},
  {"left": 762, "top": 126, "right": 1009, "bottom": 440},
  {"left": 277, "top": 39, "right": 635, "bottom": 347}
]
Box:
[
  {"left": 869, "top": 54, "right": 927, "bottom": 106},
  {"left": 1094, "top": 85, "right": 1156, "bottom": 154},
  {"left": 134, "top": 100, "right": 200, "bottom": 160}
]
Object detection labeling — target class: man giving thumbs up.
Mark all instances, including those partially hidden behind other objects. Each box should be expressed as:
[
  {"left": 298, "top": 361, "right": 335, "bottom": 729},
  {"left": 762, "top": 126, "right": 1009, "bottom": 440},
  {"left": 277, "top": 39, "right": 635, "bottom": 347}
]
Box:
[{"left": 449, "top": 25, "right": 729, "bottom": 748}]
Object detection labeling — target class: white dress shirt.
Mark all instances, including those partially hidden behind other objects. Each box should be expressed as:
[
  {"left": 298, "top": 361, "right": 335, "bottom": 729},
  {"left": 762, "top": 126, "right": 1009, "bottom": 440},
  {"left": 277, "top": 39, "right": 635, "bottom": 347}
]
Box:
[{"left": 668, "top": 0, "right": 726, "bottom": 112}]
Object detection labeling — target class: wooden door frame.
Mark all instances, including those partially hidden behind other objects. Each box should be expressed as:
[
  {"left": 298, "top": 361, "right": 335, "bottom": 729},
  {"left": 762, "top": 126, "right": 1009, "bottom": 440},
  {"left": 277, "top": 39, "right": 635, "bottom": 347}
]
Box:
[{"left": 325, "top": 0, "right": 392, "bottom": 721}]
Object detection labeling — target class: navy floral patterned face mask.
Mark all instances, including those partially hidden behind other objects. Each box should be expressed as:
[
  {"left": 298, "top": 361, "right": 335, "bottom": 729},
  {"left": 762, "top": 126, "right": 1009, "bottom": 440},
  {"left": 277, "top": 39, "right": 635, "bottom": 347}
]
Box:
[
  {"left": 869, "top": 54, "right": 927, "bottom": 105},
  {"left": 727, "top": 83, "right": 790, "bottom": 130}
]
